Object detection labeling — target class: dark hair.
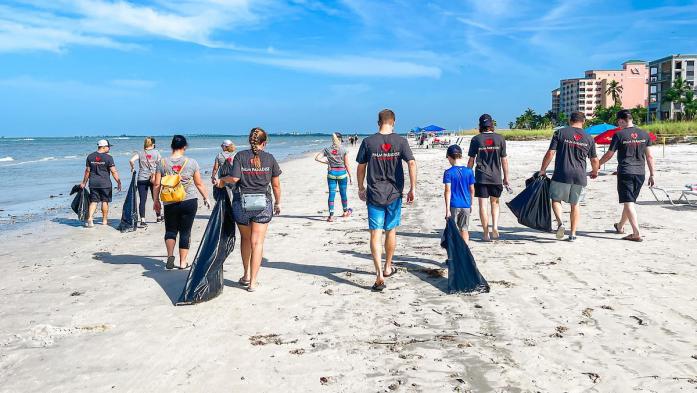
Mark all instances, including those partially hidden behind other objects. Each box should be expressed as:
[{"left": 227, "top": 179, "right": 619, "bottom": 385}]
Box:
[
  {"left": 171, "top": 135, "right": 188, "bottom": 150},
  {"left": 479, "top": 114, "right": 494, "bottom": 133},
  {"left": 616, "top": 109, "right": 632, "bottom": 121},
  {"left": 447, "top": 152, "right": 462, "bottom": 159},
  {"left": 378, "top": 109, "right": 396, "bottom": 126},
  {"left": 570, "top": 112, "right": 586, "bottom": 123},
  {"left": 249, "top": 127, "right": 268, "bottom": 169}
]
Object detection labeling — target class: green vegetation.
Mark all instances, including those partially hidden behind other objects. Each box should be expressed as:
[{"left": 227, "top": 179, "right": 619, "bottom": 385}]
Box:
[
  {"left": 510, "top": 108, "right": 559, "bottom": 130},
  {"left": 606, "top": 80, "right": 623, "bottom": 106},
  {"left": 661, "top": 77, "right": 696, "bottom": 120},
  {"left": 644, "top": 120, "right": 697, "bottom": 138}
]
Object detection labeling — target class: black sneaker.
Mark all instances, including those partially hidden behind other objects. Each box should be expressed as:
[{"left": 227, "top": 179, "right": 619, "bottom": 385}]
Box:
[
  {"left": 138, "top": 220, "right": 148, "bottom": 228},
  {"left": 567, "top": 235, "right": 577, "bottom": 242}
]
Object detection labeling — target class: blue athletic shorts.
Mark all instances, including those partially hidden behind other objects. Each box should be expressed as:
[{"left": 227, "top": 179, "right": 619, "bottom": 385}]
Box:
[{"left": 367, "top": 198, "right": 402, "bottom": 231}]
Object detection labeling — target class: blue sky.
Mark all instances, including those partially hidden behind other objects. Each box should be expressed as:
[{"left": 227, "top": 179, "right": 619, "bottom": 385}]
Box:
[{"left": 0, "top": 0, "right": 696, "bottom": 136}]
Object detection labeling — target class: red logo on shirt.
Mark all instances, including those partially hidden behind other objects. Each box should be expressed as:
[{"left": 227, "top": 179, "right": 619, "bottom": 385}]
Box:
[
  {"left": 146, "top": 154, "right": 152, "bottom": 160},
  {"left": 381, "top": 143, "right": 392, "bottom": 153},
  {"left": 172, "top": 165, "right": 182, "bottom": 172},
  {"left": 573, "top": 133, "right": 582, "bottom": 141},
  {"left": 485, "top": 139, "right": 494, "bottom": 146},
  {"left": 95, "top": 156, "right": 101, "bottom": 162},
  {"left": 331, "top": 149, "right": 338, "bottom": 155},
  {"left": 226, "top": 157, "right": 232, "bottom": 163},
  {"left": 631, "top": 132, "right": 638, "bottom": 139}
]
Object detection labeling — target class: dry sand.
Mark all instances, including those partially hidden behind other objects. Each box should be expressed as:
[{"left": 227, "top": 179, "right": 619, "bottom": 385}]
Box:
[{"left": 0, "top": 139, "right": 696, "bottom": 392}]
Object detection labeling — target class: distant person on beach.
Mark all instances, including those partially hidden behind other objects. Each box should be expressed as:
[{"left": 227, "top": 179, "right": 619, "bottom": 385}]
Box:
[
  {"left": 129, "top": 137, "right": 162, "bottom": 226},
  {"left": 211, "top": 140, "right": 236, "bottom": 185},
  {"left": 217, "top": 128, "right": 282, "bottom": 292},
  {"left": 443, "top": 145, "right": 476, "bottom": 244},
  {"left": 153, "top": 135, "right": 210, "bottom": 270},
  {"left": 467, "top": 114, "right": 509, "bottom": 241},
  {"left": 314, "top": 133, "right": 353, "bottom": 222},
  {"left": 538, "top": 112, "right": 599, "bottom": 241},
  {"left": 356, "top": 109, "right": 417, "bottom": 292},
  {"left": 80, "top": 139, "right": 122, "bottom": 228},
  {"left": 598, "top": 109, "right": 656, "bottom": 242}
]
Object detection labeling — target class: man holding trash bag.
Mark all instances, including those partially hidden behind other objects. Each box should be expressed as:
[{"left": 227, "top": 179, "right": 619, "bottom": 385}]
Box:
[
  {"left": 598, "top": 109, "right": 655, "bottom": 242},
  {"left": 538, "top": 112, "right": 599, "bottom": 241}
]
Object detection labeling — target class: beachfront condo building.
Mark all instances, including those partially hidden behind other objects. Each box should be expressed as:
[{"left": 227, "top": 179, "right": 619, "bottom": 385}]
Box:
[
  {"left": 555, "top": 61, "right": 648, "bottom": 119},
  {"left": 551, "top": 88, "right": 560, "bottom": 116},
  {"left": 648, "top": 54, "right": 697, "bottom": 121}
]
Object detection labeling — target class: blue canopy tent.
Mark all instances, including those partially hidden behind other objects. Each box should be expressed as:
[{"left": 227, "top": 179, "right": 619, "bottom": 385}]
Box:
[
  {"left": 585, "top": 123, "right": 615, "bottom": 135},
  {"left": 422, "top": 124, "right": 446, "bottom": 132},
  {"left": 410, "top": 127, "right": 423, "bottom": 132}
]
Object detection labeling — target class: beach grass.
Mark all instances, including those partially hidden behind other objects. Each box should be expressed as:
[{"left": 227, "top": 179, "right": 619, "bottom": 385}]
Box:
[{"left": 454, "top": 120, "right": 697, "bottom": 141}]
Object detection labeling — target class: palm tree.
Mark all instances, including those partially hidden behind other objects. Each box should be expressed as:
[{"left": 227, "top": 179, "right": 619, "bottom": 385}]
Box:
[
  {"left": 521, "top": 108, "right": 536, "bottom": 130},
  {"left": 508, "top": 121, "right": 515, "bottom": 129},
  {"left": 663, "top": 77, "right": 692, "bottom": 120},
  {"left": 606, "top": 80, "right": 623, "bottom": 106},
  {"left": 683, "top": 90, "right": 697, "bottom": 121}
]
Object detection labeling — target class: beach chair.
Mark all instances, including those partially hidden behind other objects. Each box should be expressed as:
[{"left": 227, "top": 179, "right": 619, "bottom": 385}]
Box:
[{"left": 650, "top": 185, "right": 697, "bottom": 206}]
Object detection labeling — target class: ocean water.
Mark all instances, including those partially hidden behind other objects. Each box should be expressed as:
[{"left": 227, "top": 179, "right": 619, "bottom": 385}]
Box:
[{"left": 0, "top": 134, "right": 341, "bottom": 226}]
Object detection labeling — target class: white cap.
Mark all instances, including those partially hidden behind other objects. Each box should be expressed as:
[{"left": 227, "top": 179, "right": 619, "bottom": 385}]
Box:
[
  {"left": 97, "top": 139, "right": 112, "bottom": 147},
  {"left": 222, "top": 139, "right": 234, "bottom": 147}
]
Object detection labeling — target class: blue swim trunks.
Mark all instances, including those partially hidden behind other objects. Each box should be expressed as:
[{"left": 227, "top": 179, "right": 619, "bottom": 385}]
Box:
[{"left": 367, "top": 198, "right": 402, "bottom": 231}]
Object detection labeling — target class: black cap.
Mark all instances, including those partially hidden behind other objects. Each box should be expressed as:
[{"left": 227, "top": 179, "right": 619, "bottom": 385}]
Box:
[
  {"left": 479, "top": 114, "right": 494, "bottom": 129},
  {"left": 446, "top": 144, "right": 462, "bottom": 157}
]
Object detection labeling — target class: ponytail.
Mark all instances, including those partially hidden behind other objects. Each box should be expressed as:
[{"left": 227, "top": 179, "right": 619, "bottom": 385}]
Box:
[
  {"left": 248, "top": 127, "right": 268, "bottom": 169},
  {"left": 331, "top": 133, "right": 341, "bottom": 147}
]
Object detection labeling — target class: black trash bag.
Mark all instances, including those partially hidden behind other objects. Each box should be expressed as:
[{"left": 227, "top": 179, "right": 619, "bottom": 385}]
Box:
[
  {"left": 506, "top": 174, "right": 552, "bottom": 232},
  {"left": 117, "top": 173, "right": 139, "bottom": 232},
  {"left": 70, "top": 184, "right": 90, "bottom": 222},
  {"left": 213, "top": 158, "right": 235, "bottom": 202},
  {"left": 177, "top": 190, "right": 236, "bottom": 305},
  {"left": 440, "top": 218, "right": 489, "bottom": 294}
]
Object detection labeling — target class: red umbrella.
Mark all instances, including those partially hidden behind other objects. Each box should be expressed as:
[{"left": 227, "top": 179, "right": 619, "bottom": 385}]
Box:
[{"left": 594, "top": 127, "right": 657, "bottom": 145}]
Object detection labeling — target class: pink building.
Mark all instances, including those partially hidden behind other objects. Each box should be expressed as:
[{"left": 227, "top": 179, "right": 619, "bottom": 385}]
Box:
[{"left": 556, "top": 61, "right": 648, "bottom": 119}]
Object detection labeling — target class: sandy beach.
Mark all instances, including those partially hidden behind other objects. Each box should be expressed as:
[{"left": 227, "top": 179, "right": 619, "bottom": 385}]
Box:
[{"left": 1, "top": 139, "right": 696, "bottom": 392}]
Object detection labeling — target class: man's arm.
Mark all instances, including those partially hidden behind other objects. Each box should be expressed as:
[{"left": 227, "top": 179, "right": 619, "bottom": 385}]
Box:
[
  {"left": 502, "top": 156, "right": 510, "bottom": 186},
  {"left": 357, "top": 163, "right": 367, "bottom": 201},
  {"left": 80, "top": 167, "right": 90, "bottom": 188},
  {"left": 110, "top": 166, "right": 122, "bottom": 192},
  {"left": 467, "top": 157, "right": 475, "bottom": 169},
  {"left": 539, "top": 150, "right": 555, "bottom": 176},
  {"left": 406, "top": 160, "right": 417, "bottom": 204},
  {"left": 646, "top": 147, "right": 656, "bottom": 187},
  {"left": 598, "top": 150, "right": 615, "bottom": 166}
]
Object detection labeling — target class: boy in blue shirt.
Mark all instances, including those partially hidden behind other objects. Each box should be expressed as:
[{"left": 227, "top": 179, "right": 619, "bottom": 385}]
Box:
[{"left": 443, "top": 145, "right": 476, "bottom": 244}]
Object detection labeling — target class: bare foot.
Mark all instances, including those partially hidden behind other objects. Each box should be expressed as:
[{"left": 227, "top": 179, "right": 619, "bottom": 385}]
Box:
[
  {"left": 101, "top": 220, "right": 108, "bottom": 226},
  {"left": 491, "top": 229, "right": 500, "bottom": 239},
  {"left": 327, "top": 216, "right": 334, "bottom": 222}
]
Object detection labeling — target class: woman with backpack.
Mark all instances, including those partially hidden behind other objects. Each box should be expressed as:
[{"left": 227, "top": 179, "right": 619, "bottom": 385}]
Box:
[
  {"left": 129, "top": 136, "right": 162, "bottom": 226},
  {"left": 217, "top": 127, "right": 282, "bottom": 292},
  {"left": 153, "top": 135, "right": 211, "bottom": 270}
]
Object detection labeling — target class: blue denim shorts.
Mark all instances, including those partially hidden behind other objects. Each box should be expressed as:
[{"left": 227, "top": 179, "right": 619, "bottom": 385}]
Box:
[{"left": 367, "top": 198, "right": 402, "bottom": 231}]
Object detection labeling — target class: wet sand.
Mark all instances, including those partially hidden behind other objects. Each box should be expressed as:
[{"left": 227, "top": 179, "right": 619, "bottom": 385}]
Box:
[{"left": 0, "top": 140, "right": 696, "bottom": 392}]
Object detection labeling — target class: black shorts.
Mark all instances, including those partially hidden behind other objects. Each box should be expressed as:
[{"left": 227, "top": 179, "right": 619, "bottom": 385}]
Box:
[
  {"left": 89, "top": 187, "right": 112, "bottom": 203},
  {"left": 617, "top": 174, "right": 645, "bottom": 203},
  {"left": 232, "top": 198, "right": 273, "bottom": 226},
  {"left": 474, "top": 183, "right": 503, "bottom": 198}
]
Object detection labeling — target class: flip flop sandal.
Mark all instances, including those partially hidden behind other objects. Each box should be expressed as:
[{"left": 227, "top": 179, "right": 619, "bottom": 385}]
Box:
[
  {"left": 177, "top": 264, "right": 191, "bottom": 270},
  {"left": 622, "top": 235, "right": 643, "bottom": 242},
  {"left": 238, "top": 277, "right": 251, "bottom": 286},
  {"left": 613, "top": 223, "right": 625, "bottom": 234},
  {"left": 383, "top": 267, "right": 398, "bottom": 278},
  {"left": 247, "top": 285, "right": 257, "bottom": 292},
  {"left": 371, "top": 282, "right": 386, "bottom": 292},
  {"left": 166, "top": 256, "right": 175, "bottom": 270}
]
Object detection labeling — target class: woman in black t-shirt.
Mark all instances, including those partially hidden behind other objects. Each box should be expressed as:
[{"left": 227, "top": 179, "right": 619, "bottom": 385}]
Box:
[{"left": 218, "top": 128, "right": 282, "bottom": 292}]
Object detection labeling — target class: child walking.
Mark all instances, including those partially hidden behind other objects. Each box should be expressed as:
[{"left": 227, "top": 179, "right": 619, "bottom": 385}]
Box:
[{"left": 443, "top": 145, "right": 476, "bottom": 244}]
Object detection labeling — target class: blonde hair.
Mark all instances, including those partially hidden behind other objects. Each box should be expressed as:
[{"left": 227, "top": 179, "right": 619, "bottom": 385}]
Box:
[
  {"left": 144, "top": 136, "right": 155, "bottom": 149},
  {"left": 331, "top": 133, "right": 341, "bottom": 147},
  {"left": 249, "top": 127, "right": 268, "bottom": 169},
  {"left": 225, "top": 144, "right": 236, "bottom": 153}
]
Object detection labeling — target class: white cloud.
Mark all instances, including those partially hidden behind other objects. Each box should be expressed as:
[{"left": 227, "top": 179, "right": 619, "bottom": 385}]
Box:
[{"left": 238, "top": 55, "right": 442, "bottom": 78}]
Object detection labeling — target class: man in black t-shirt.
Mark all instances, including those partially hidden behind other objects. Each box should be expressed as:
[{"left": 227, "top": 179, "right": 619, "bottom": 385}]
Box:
[
  {"left": 356, "top": 109, "right": 417, "bottom": 292},
  {"left": 80, "top": 139, "right": 122, "bottom": 227},
  {"left": 538, "top": 112, "right": 599, "bottom": 241},
  {"left": 599, "top": 109, "right": 655, "bottom": 242},
  {"left": 467, "top": 114, "right": 509, "bottom": 241}
]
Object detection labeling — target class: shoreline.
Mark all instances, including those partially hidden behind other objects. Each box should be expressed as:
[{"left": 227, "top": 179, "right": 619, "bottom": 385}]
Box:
[{"left": 0, "top": 141, "right": 696, "bottom": 391}]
